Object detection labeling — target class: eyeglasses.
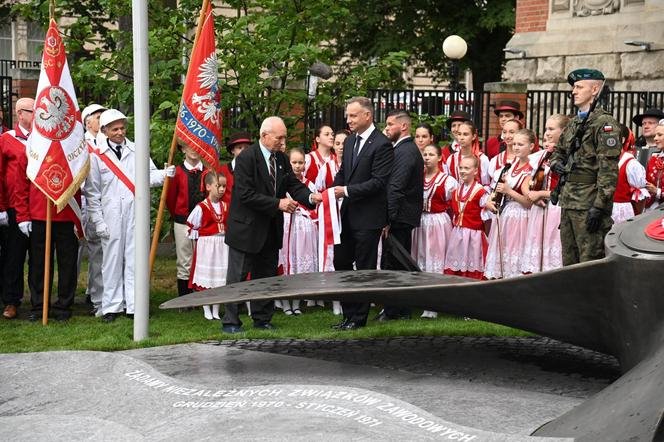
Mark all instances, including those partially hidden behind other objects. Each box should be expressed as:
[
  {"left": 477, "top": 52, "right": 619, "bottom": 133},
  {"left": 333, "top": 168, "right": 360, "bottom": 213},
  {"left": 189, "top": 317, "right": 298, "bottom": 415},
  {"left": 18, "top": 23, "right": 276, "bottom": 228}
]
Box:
[{"left": 18, "top": 109, "right": 33, "bottom": 113}]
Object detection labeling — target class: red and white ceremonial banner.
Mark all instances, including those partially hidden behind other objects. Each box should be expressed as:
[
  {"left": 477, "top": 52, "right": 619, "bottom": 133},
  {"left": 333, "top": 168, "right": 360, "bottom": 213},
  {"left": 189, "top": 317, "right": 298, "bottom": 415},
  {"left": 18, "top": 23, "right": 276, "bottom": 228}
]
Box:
[
  {"left": 176, "top": 4, "right": 222, "bottom": 170},
  {"left": 27, "top": 19, "right": 88, "bottom": 214}
]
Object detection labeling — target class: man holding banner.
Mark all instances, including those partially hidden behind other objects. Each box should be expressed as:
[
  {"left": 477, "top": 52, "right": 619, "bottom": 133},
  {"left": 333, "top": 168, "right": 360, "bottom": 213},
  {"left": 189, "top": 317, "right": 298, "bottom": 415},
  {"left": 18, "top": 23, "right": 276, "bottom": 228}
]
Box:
[{"left": 86, "top": 109, "right": 175, "bottom": 323}]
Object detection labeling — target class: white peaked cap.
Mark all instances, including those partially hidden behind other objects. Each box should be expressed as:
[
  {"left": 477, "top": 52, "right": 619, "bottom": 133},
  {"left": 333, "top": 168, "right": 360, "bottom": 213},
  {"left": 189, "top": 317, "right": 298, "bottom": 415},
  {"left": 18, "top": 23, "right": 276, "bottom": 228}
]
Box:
[
  {"left": 99, "top": 109, "right": 127, "bottom": 128},
  {"left": 81, "top": 104, "right": 106, "bottom": 123}
]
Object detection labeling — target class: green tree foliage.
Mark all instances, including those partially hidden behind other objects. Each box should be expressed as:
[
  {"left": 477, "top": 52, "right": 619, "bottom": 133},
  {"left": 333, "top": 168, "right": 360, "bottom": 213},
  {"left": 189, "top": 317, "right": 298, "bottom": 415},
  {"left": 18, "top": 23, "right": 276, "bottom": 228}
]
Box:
[
  {"left": 8, "top": 0, "right": 409, "bottom": 157},
  {"left": 331, "top": 0, "right": 515, "bottom": 88}
]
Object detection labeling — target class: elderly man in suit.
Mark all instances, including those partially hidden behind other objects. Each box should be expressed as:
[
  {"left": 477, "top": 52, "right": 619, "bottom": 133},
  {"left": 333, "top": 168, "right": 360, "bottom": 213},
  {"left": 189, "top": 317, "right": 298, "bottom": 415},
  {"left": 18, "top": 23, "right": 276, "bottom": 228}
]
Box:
[
  {"left": 332, "top": 97, "right": 394, "bottom": 330},
  {"left": 223, "top": 116, "right": 321, "bottom": 333}
]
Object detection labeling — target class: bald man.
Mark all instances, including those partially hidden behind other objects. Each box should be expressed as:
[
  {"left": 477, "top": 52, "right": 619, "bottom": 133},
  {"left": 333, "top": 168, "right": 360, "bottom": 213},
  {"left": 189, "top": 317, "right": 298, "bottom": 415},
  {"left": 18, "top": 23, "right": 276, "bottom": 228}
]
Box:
[
  {"left": 0, "top": 98, "right": 34, "bottom": 319},
  {"left": 222, "top": 116, "right": 321, "bottom": 333}
]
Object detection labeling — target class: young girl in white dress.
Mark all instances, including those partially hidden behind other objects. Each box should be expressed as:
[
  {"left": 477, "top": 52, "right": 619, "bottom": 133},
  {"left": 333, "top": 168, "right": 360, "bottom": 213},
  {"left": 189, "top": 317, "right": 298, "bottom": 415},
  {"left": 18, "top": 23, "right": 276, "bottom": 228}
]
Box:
[
  {"left": 444, "top": 156, "right": 491, "bottom": 280},
  {"left": 445, "top": 121, "right": 491, "bottom": 186},
  {"left": 279, "top": 148, "right": 318, "bottom": 315},
  {"left": 483, "top": 129, "right": 534, "bottom": 279},
  {"left": 187, "top": 172, "right": 229, "bottom": 320},
  {"left": 412, "top": 144, "right": 458, "bottom": 318},
  {"left": 521, "top": 114, "right": 569, "bottom": 273}
]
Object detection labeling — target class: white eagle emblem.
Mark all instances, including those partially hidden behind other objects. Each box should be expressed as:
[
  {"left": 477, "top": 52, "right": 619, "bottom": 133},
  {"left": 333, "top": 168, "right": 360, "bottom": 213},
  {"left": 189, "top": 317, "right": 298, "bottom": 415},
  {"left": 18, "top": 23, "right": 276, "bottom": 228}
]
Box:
[
  {"left": 191, "top": 52, "right": 221, "bottom": 125},
  {"left": 34, "top": 86, "right": 76, "bottom": 141}
]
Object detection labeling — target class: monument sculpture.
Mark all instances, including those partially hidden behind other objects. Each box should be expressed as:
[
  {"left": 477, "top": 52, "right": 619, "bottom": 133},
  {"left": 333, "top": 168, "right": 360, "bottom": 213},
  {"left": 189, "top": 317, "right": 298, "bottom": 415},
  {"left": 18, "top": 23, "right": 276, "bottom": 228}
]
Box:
[{"left": 162, "top": 206, "right": 664, "bottom": 441}]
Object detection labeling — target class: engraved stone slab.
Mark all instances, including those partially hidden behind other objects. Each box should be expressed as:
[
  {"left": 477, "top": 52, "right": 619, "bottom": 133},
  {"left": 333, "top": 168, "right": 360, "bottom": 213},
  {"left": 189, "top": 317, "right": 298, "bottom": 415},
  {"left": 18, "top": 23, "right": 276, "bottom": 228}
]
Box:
[{"left": 0, "top": 346, "right": 578, "bottom": 441}]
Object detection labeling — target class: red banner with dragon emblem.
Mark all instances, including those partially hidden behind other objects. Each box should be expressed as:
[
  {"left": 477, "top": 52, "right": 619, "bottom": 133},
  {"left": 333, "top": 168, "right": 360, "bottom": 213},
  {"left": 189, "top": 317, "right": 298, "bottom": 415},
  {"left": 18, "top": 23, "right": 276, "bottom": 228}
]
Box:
[
  {"left": 175, "top": 4, "right": 222, "bottom": 170},
  {"left": 27, "top": 19, "right": 88, "bottom": 213}
]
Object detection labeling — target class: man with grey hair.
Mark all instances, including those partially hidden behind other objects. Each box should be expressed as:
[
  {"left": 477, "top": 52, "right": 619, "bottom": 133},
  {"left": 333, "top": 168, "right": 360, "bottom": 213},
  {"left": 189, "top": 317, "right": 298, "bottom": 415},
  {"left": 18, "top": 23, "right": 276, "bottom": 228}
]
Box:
[
  {"left": 331, "top": 97, "right": 394, "bottom": 330},
  {"left": 223, "top": 116, "right": 322, "bottom": 333}
]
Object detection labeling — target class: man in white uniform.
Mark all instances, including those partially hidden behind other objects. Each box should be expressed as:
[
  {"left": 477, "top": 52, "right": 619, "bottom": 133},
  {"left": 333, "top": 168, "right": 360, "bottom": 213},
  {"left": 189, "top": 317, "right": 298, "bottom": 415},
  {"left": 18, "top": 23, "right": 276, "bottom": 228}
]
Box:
[
  {"left": 80, "top": 104, "right": 106, "bottom": 316},
  {"left": 85, "top": 109, "right": 175, "bottom": 322}
]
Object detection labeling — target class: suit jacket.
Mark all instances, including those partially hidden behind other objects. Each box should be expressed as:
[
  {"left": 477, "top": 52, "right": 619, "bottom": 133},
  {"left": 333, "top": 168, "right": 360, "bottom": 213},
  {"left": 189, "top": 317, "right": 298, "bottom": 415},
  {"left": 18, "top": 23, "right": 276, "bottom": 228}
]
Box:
[
  {"left": 225, "top": 143, "right": 313, "bottom": 254},
  {"left": 332, "top": 127, "right": 394, "bottom": 230},
  {"left": 388, "top": 136, "right": 423, "bottom": 228}
]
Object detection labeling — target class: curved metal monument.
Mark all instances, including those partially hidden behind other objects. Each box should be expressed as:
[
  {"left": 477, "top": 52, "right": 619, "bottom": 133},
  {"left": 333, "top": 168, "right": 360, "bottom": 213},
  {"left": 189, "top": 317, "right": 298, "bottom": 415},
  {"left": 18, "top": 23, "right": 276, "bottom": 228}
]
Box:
[{"left": 162, "top": 206, "right": 664, "bottom": 441}]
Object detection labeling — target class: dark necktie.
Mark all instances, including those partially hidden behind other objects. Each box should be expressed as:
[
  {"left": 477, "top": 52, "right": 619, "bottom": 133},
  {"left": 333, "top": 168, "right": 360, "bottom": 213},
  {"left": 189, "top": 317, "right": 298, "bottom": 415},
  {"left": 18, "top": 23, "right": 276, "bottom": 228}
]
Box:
[
  {"left": 108, "top": 140, "right": 122, "bottom": 160},
  {"left": 269, "top": 153, "right": 276, "bottom": 195},
  {"left": 352, "top": 135, "right": 362, "bottom": 167}
]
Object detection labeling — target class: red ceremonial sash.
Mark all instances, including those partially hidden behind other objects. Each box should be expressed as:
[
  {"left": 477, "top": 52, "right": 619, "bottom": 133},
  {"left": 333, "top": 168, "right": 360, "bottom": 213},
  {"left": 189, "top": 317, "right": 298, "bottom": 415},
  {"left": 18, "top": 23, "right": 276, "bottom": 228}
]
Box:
[{"left": 88, "top": 142, "right": 135, "bottom": 194}]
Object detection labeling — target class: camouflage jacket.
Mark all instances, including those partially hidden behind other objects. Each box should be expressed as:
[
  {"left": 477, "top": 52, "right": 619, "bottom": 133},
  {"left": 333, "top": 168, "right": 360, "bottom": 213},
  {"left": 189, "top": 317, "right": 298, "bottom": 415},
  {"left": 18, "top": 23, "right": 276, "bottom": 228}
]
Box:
[{"left": 550, "top": 106, "right": 621, "bottom": 211}]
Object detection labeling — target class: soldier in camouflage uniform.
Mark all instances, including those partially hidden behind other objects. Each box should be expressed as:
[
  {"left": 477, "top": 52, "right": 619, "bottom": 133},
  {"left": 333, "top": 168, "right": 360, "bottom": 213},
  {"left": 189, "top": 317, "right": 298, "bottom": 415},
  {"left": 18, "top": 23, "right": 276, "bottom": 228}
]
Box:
[{"left": 550, "top": 69, "right": 621, "bottom": 265}]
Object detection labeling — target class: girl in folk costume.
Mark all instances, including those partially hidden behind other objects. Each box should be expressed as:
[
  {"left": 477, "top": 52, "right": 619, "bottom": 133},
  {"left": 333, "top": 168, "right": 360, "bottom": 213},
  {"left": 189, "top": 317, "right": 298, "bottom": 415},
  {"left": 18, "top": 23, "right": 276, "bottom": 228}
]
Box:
[
  {"left": 413, "top": 145, "right": 458, "bottom": 318},
  {"left": 279, "top": 148, "right": 319, "bottom": 315},
  {"left": 444, "top": 156, "right": 492, "bottom": 280},
  {"left": 305, "top": 125, "right": 336, "bottom": 191},
  {"left": 645, "top": 120, "right": 664, "bottom": 210},
  {"left": 612, "top": 125, "right": 648, "bottom": 223},
  {"left": 187, "top": 172, "right": 229, "bottom": 320},
  {"left": 445, "top": 121, "right": 491, "bottom": 186},
  {"left": 487, "top": 119, "right": 522, "bottom": 187},
  {"left": 415, "top": 123, "right": 434, "bottom": 154},
  {"left": 484, "top": 129, "right": 535, "bottom": 279},
  {"left": 320, "top": 131, "right": 347, "bottom": 315},
  {"left": 521, "top": 114, "right": 569, "bottom": 273}
]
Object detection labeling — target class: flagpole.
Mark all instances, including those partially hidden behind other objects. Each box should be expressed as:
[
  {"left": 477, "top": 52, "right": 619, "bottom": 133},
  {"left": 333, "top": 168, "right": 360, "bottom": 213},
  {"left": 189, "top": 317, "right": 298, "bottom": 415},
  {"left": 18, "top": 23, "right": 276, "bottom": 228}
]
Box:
[
  {"left": 148, "top": 0, "right": 211, "bottom": 276},
  {"left": 41, "top": 200, "right": 52, "bottom": 325},
  {"left": 40, "top": 0, "right": 56, "bottom": 326}
]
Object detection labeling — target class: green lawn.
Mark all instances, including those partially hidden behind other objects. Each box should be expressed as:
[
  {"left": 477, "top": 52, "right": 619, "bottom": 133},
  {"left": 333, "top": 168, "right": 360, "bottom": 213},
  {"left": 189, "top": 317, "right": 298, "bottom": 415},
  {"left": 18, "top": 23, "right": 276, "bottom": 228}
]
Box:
[{"left": 0, "top": 257, "right": 531, "bottom": 353}]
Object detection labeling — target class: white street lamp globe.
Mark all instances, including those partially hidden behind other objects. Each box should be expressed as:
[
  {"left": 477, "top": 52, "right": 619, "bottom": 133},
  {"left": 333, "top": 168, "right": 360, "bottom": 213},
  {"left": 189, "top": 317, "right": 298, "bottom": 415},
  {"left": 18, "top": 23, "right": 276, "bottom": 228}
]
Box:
[{"left": 443, "top": 35, "right": 467, "bottom": 60}]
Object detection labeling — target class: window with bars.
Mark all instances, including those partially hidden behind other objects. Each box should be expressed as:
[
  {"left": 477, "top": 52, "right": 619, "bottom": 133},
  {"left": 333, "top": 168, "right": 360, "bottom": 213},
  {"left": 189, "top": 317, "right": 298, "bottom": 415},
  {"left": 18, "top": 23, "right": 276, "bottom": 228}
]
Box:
[
  {"left": 0, "top": 20, "right": 12, "bottom": 60},
  {"left": 26, "top": 21, "right": 44, "bottom": 62}
]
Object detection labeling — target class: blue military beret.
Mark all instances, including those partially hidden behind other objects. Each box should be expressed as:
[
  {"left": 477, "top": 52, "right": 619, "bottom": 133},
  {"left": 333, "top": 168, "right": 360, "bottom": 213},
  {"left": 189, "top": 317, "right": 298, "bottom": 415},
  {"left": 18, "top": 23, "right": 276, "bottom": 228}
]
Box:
[{"left": 567, "top": 69, "right": 605, "bottom": 85}]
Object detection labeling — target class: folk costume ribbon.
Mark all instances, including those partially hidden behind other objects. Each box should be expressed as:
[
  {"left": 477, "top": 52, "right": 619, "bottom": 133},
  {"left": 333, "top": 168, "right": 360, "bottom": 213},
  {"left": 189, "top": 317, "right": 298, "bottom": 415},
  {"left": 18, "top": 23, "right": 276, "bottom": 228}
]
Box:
[{"left": 317, "top": 188, "right": 341, "bottom": 271}]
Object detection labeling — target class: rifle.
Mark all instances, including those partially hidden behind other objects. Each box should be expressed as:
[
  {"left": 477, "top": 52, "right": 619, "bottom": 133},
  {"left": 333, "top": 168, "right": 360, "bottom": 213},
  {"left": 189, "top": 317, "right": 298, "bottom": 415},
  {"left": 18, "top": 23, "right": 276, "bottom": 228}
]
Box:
[{"left": 550, "top": 82, "right": 607, "bottom": 205}]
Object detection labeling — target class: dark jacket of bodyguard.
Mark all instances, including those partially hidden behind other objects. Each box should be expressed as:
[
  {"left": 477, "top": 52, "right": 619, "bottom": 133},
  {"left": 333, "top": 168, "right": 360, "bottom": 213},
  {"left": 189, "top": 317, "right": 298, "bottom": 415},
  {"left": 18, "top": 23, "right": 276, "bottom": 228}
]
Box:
[
  {"left": 223, "top": 117, "right": 315, "bottom": 332},
  {"left": 331, "top": 97, "right": 394, "bottom": 329},
  {"left": 379, "top": 110, "right": 424, "bottom": 320}
]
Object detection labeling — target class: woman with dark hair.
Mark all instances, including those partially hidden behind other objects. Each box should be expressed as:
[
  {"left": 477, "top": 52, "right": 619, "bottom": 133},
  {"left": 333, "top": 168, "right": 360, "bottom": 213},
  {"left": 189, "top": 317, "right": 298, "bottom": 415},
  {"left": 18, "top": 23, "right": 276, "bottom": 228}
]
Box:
[{"left": 305, "top": 125, "right": 336, "bottom": 190}]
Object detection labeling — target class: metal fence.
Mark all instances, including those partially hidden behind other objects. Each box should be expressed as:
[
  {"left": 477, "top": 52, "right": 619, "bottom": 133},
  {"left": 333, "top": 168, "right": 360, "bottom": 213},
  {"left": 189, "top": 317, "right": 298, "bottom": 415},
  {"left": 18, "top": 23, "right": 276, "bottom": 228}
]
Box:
[
  {"left": 0, "top": 59, "right": 41, "bottom": 128},
  {"left": 527, "top": 89, "right": 664, "bottom": 139}
]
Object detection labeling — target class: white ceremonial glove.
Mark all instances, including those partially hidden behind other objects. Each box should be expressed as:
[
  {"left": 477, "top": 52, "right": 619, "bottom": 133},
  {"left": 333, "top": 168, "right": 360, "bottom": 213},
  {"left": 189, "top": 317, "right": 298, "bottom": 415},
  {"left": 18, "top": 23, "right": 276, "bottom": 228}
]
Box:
[
  {"left": 18, "top": 221, "right": 32, "bottom": 237},
  {"left": 164, "top": 165, "right": 176, "bottom": 177},
  {"left": 96, "top": 224, "right": 111, "bottom": 240},
  {"left": 0, "top": 211, "right": 8, "bottom": 227}
]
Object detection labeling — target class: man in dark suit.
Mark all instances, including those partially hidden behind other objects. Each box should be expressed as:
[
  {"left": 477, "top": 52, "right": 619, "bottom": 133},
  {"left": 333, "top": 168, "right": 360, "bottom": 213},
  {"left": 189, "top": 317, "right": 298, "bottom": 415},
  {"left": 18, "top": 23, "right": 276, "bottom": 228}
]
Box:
[
  {"left": 376, "top": 110, "right": 424, "bottom": 321},
  {"left": 332, "top": 97, "right": 394, "bottom": 330},
  {"left": 223, "top": 116, "right": 321, "bottom": 333}
]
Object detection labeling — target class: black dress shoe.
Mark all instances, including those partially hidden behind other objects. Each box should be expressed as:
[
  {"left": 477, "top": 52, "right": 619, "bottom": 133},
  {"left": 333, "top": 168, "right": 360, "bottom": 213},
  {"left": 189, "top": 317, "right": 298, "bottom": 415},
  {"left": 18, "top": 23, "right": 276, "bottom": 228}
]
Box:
[
  {"left": 331, "top": 319, "right": 349, "bottom": 330},
  {"left": 53, "top": 310, "right": 72, "bottom": 322},
  {"left": 126, "top": 314, "right": 134, "bottom": 320},
  {"left": 27, "top": 312, "right": 42, "bottom": 322},
  {"left": 253, "top": 322, "right": 277, "bottom": 330},
  {"left": 102, "top": 313, "right": 118, "bottom": 323},
  {"left": 340, "top": 321, "right": 364, "bottom": 330}
]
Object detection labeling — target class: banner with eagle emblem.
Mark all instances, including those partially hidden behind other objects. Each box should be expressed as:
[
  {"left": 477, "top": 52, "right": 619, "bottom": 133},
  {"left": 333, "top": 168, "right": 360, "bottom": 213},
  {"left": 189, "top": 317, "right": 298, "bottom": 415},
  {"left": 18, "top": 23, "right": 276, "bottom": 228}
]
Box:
[
  {"left": 175, "top": 4, "right": 222, "bottom": 170},
  {"left": 26, "top": 19, "right": 88, "bottom": 213}
]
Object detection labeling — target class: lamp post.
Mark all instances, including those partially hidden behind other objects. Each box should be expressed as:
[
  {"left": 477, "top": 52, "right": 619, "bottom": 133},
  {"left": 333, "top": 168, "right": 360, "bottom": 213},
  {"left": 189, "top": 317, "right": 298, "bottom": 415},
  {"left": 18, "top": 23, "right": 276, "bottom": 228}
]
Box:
[
  {"left": 303, "top": 61, "right": 333, "bottom": 150},
  {"left": 442, "top": 35, "right": 467, "bottom": 93}
]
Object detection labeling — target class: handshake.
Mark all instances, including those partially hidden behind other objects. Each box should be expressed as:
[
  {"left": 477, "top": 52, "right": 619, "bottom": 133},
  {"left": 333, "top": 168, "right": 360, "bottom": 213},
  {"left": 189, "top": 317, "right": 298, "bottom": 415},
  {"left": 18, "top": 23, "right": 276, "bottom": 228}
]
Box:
[{"left": 278, "top": 193, "right": 323, "bottom": 214}]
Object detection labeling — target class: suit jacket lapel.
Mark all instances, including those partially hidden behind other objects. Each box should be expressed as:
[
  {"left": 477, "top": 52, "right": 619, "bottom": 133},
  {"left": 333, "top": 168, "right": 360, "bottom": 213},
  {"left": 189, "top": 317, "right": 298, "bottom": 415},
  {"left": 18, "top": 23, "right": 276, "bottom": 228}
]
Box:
[
  {"left": 254, "top": 144, "right": 273, "bottom": 194},
  {"left": 349, "top": 128, "right": 377, "bottom": 177}
]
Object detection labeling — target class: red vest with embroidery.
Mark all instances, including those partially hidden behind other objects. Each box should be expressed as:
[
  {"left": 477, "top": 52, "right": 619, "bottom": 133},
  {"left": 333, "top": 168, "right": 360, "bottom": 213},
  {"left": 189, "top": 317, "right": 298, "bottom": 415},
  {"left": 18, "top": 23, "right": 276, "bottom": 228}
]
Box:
[
  {"left": 196, "top": 199, "right": 228, "bottom": 237},
  {"left": 451, "top": 182, "right": 486, "bottom": 231},
  {"left": 424, "top": 172, "right": 451, "bottom": 213}
]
